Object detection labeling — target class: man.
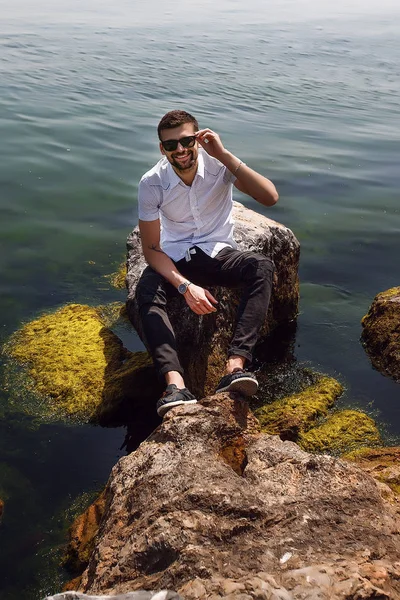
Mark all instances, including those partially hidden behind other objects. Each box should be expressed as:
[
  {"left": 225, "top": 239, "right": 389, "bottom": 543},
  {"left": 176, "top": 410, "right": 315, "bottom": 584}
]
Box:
[{"left": 135, "top": 110, "right": 278, "bottom": 417}]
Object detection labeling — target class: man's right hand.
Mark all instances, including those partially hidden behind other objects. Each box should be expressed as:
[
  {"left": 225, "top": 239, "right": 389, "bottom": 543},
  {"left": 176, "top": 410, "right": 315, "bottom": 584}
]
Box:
[{"left": 184, "top": 284, "right": 218, "bottom": 315}]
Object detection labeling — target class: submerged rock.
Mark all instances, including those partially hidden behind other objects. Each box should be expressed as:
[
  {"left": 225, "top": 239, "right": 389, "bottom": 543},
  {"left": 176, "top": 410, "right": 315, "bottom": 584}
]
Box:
[
  {"left": 126, "top": 202, "right": 300, "bottom": 397},
  {"left": 255, "top": 375, "right": 343, "bottom": 440},
  {"left": 361, "top": 287, "right": 400, "bottom": 382},
  {"left": 3, "top": 303, "right": 162, "bottom": 423},
  {"left": 343, "top": 447, "right": 400, "bottom": 497},
  {"left": 73, "top": 395, "right": 400, "bottom": 599},
  {"left": 108, "top": 263, "right": 127, "bottom": 290},
  {"left": 299, "top": 409, "right": 381, "bottom": 454}
]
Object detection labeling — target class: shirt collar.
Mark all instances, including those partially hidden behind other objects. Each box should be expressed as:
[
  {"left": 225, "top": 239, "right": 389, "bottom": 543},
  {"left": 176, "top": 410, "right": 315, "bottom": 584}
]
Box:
[{"left": 165, "top": 149, "right": 205, "bottom": 188}]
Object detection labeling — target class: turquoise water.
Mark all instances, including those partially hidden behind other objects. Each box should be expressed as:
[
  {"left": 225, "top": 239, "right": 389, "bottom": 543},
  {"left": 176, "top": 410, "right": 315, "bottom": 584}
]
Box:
[{"left": 1, "top": 1, "right": 400, "bottom": 597}]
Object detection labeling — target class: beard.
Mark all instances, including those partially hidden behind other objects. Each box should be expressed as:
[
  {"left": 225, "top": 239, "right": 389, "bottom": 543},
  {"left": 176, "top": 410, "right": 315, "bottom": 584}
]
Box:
[{"left": 169, "top": 148, "right": 198, "bottom": 172}]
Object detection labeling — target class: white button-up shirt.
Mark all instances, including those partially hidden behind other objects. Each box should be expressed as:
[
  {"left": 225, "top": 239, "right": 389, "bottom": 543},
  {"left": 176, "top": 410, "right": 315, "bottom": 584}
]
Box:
[{"left": 138, "top": 149, "right": 237, "bottom": 262}]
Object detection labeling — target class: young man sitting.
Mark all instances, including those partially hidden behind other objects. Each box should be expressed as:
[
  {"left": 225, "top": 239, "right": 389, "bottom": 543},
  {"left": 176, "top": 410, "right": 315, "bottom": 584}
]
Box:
[{"left": 134, "top": 110, "right": 278, "bottom": 416}]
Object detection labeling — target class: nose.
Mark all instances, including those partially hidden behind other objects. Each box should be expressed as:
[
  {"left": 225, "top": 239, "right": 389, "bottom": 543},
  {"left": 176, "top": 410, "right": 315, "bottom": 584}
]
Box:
[{"left": 176, "top": 142, "right": 185, "bottom": 152}]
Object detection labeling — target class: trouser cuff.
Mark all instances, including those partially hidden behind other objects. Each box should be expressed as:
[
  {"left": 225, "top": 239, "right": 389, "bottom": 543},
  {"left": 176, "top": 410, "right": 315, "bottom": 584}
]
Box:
[
  {"left": 228, "top": 348, "right": 252, "bottom": 364},
  {"left": 159, "top": 364, "right": 184, "bottom": 378}
]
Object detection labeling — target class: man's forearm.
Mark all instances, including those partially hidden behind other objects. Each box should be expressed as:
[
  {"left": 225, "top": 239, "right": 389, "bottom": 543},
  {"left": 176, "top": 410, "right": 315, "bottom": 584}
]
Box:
[
  {"left": 143, "top": 245, "right": 187, "bottom": 289},
  {"left": 220, "top": 150, "right": 278, "bottom": 207}
]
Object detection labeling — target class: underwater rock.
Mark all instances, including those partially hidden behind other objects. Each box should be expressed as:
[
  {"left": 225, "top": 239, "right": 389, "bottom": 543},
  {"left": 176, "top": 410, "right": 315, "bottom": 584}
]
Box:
[
  {"left": 3, "top": 304, "right": 163, "bottom": 424},
  {"left": 361, "top": 287, "right": 400, "bottom": 382},
  {"left": 255, "top": 375, "right": 343, "bottom": 440},
  {"left": 298, "top": 409, "right": 381, "bottom": 454},
  {"left": 63, "top": 491, "right": 107, "bottom": 575},
  {"left": 343, "top": 447, "right": 400, "bottom": 497},
  {"left": 73, "top": 395, "right": 400, "bottom": 599},
  {"left": 126, "top": 201, "right": 300, "bottom": 398}
]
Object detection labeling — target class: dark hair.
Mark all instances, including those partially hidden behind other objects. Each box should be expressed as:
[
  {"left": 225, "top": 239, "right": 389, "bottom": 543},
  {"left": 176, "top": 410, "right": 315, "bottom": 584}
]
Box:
[{"left": 157, "top": 110, "right": 199, "bottom": 139}]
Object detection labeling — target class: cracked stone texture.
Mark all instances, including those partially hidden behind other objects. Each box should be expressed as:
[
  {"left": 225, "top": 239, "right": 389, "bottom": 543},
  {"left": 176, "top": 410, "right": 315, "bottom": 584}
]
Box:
[
  {"left": 45, "top": 592, "right": 181, "bottom": 600},
  {"left": 125, "top": 202, "right": 300, "bottom": 398},
  {"left": 76, "top": 395, "right": 400, "bottom": 599}
]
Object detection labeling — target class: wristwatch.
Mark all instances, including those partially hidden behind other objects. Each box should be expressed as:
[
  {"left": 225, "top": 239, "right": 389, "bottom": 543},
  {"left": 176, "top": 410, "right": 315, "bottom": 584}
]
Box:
[{"left": 178, "top": 281, "right": 191, "bottom": 294}]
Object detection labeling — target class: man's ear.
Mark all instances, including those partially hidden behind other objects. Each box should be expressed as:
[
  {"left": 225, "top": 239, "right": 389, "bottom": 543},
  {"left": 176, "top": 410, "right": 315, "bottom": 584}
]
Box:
[{"left": 159, "top": 142, "right": 165, "bottom": 155}]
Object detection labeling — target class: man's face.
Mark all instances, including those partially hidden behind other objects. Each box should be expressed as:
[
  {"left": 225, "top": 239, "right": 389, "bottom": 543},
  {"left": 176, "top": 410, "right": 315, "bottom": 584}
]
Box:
[{"left": 159, "top": 123, "right": 198, "bottom": 173}]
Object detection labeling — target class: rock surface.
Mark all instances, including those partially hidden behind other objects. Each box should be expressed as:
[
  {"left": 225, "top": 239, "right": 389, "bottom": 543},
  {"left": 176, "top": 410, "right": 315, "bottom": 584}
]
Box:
[
  {"left": 126, "top": 202, "right": 300, "bottom": 397},
  {"left": 344, "top": 447, "right": 400, "bottom": 497},
  {"left": 75, "top": 395, "right": 400, "bottom": 599},
  {"left": 45, "top": 592, "right": 181, "bottom": 600},
  {"left": 361, "top": 287, "right": 400, "bottom": 382},
  {"left": 64, "top": 491, "right": 108, "bottom": 574}
]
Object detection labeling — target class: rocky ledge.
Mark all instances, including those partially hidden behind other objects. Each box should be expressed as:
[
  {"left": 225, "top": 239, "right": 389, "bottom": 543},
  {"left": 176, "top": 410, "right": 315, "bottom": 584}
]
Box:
[
  {"left": 71, "top": 395, "right": 400, "bottom": 600},
  {"left": 126, "top": 202, "right": 300, "bottom": 398},
  {"left": 361, "top": 286, "right": 400, "bottom": 382}
]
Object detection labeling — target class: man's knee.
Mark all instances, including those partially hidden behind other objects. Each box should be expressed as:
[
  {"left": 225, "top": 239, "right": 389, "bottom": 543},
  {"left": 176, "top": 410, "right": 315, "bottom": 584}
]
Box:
[{"left": 242, "top": 252, "right": 275, "bottom": 281}]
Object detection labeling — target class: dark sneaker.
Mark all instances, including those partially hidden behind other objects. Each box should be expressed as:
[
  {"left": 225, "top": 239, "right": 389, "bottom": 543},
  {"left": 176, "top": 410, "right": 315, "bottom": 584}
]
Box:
[
  {"left": 156, "top": 384, "right": 197, "bottom": 417},
  {"left": 215, "top": 369, "right": 258, "bottom": 396}
]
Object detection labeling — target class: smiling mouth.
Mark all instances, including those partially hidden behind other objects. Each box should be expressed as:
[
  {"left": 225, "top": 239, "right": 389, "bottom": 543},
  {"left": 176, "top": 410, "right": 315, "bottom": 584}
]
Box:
[{"left": 174, "top": 152, "right": 191, "bottom": 161}]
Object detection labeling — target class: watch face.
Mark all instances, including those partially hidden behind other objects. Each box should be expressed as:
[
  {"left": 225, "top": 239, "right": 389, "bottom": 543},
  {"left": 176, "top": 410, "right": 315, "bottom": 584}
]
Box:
[{"left": 178, "top": 283, "right": 187, "bottom": 294}]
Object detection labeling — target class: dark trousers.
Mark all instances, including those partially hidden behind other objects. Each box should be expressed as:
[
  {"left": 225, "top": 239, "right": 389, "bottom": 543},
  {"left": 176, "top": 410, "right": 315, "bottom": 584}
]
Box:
[{"left": 135, "top": 246, "right": 274, "bottom": 377}]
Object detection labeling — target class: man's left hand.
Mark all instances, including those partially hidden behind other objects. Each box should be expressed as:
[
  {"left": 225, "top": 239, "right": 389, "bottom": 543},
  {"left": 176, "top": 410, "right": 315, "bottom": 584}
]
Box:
[{"left": 195, "top": 129, "right": 226, "bottom": 161}]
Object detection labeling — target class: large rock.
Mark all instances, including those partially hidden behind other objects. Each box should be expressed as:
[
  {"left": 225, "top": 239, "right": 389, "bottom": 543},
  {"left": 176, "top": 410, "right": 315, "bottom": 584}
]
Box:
[
  {"left": 75, "top": 396, "right": 400, "bottom": 599},
  {"left": 361, "top": 287, "right": 400, "bottom": 382},
  {"left": 126, "top": 202, "right": 300, "bottom": 397}
]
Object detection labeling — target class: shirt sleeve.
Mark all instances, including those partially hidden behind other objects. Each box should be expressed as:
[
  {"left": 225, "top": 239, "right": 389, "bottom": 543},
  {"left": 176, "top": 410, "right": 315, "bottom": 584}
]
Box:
[
  {"left": 138, "top": 178, "right": 160, "bottom": 221},
  {"left": 223, "top": 166, "right": 237, "bottom": 185}
]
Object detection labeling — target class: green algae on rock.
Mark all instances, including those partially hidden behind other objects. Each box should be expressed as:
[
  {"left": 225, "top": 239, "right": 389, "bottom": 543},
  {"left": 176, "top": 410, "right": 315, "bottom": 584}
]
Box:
[
  {"left": 361, "top": 286, "right": 400, "bottom": 382},
  {"left": 298, "top": 409, "right": 381, "bottom": 454},
  {"left": 254, "top": 376, "right": 343, "bottom": 440},
  {"left": 343, "top": 446, "right": 400, "bottom": 497},
  {"left": 107, "top": 262, "right": 127, "bottom": 290},
  {"left": 3, "top": 304, "right": 162, "bottom": 423}
]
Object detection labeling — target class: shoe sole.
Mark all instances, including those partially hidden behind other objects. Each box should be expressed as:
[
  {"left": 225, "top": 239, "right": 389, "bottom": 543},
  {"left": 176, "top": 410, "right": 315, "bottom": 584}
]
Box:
[
  {"left": 216, "top": 377, "right": 258, "bottom": 397},
  {"left": 157, "top": 398, "right": 198, "bottom": 417}
]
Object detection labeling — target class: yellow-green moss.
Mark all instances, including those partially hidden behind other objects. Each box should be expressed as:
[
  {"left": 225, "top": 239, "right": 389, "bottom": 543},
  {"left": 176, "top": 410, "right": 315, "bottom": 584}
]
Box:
[
  {"left": 107, "top": 262, "right": 127, "bottom": 290},
  {"left": 3, "top": 304, "right": 153, "bottom": 422},
  {"left": 298, "top": 410, "right": 381, "bottom": 454},
  {"left": 255, "top": 376, "right": 343, "bottom": 438},
  {"left": 96, "top": 301, "right": 126, "bottom": 327}
]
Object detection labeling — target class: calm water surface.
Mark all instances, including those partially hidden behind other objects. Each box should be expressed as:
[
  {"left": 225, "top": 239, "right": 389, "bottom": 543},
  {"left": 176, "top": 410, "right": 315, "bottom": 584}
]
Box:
[{"left": 1, "top": 1, "right": 400, "bottom": 597}]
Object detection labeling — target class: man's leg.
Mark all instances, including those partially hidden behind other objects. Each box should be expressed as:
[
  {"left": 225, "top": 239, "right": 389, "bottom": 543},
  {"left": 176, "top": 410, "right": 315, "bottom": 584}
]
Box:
[
  {"left": 217, "top": 248, "right": 274, "bottom": 394},
  {"left": 170, "top": 246, "right": 274, "bottom": 393},
  {"left": 189, "top": 247, "right": 274, "bottom": 394},
  {"left": 185, "top": 247, "right": 274, "bottom": 366},
  {"left": 135, "top": 266, "right": 197, "bottom": 415}
]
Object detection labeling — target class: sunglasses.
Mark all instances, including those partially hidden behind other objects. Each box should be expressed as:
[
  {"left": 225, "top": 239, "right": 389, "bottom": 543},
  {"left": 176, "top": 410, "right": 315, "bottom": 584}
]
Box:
[{"left": 160, "top": 135, "right": 196, "bottom": 152}]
